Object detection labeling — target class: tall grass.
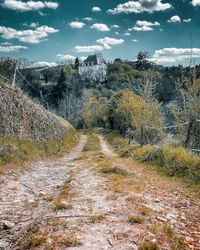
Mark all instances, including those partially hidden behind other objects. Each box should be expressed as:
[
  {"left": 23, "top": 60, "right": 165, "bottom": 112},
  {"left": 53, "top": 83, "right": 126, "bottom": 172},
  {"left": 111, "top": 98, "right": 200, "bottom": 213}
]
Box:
[
  {"left": 101, "top": 130, "right": 200, "bottom": 191},
  {"left": 0, "top": 129, "right": 79, "bottom": 174}
]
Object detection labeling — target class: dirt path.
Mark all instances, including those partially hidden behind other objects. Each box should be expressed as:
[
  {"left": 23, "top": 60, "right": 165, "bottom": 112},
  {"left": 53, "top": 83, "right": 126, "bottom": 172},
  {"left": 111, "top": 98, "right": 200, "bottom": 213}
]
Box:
[
  {"left": 0, "top": 133, "right": 199, "bottom": 249},
  {"left": 98, "top": 135, "right": 116, "bottom": 157},
  {"left": 0, "top": 135, "right": 86, "bottom": 249}
]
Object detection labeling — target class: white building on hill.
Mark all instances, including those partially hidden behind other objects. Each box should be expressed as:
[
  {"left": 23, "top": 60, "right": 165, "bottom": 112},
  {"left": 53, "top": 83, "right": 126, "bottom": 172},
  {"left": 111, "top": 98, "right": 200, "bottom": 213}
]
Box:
[{"left": 79, "top": 54, "right": 107, "bottom": 80}]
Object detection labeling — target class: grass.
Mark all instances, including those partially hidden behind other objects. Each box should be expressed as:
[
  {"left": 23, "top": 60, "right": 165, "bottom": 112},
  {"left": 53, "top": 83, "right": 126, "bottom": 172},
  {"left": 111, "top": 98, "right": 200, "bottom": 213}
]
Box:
[
  {"left": 90, "top": 214, "right": 106, "bottom": 223},
  {"left": 100, "top": 167, "right": 131, "bottom": 176},
  {"left": 25, "top": 237, "right": 46, "bottom": 248},
  {"left": 83, "top": 134, "right": 101, "bottom": 152},
  {"left": 0, "top": 128, "right": 79, "bottom": 173},
  {"left": 138, "top": 241, "right": 159, "bottom": 250},
  {"left": 99, "top": 130, "right": 200, "bottom": 193},
  {"left": 163, "top": 225, "right": 175, "bottom": 237},
  {"left": 127, "top": 215, "right": 144, "bottom": 224},
  {"left": 54, "top": 201, "right": 73, "bottom": 211}
]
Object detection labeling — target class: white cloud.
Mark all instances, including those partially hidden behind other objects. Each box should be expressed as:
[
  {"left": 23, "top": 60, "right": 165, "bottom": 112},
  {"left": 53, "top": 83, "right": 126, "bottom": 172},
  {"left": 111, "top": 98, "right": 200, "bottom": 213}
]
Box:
[
  {"left": 191, "top": 0, "right": 200, "bottom": 6},
  {"left": 1, "top": 41, "right": 12, "bottom": 45},
  {"left": 183, "top": 18, "right": 192, "bottom": 23},
  {"left": 130, "top": 20, "right": 160, "bottom": 31},
  {"left": 107, "top": 0, "right": 171, "bottom": 14},
  {"left": 97, "top": 37, "right": 124, "bottom": 49},
  {"left": 30, "top": 22, "right": 39, "bottom": 27},
  {"left": 92, "top": 6, "right": 101, "bottom": 12},
  {"left": 69, "top": 21, "right": 85, "bottom": 29},
  {"left": 168, "top": 15, "right": 181, "bottom": 23},
  {"left": 2, "top": 0, "right": 58, "bottom": 11},
  {"left": 83, "top": 17, "right": 93, "bottom": 21},
  {"left": 74, "top": 45, "right": 104, "bottom": 53},
  {"left": 136, "top": 20, "right": 160, "bottom": 26},
  {"left": 115, "top": 32, "right": 119, "bottom": 35},
  {"left": 22, "top": 22, "right": 39, "bottom": 28},
  {"left": 132, "top": 39, "right": 138, "bottom": 42},
  {"left": 30, "top": 61, "right": 57, "bottom": 68},
  {"left": 112, "top": 25, "right": 119, "bottom": 28},
  {"left": 133, "top": 26, "right": 153, "bottom": 31},
  {"left": 80, "top": 56, "right": 87, "bottom": 61},
  {"left": 150, "top": 48, "right": 200, "bottom": 64},
  {"left": 39, "top": 11, "right": 47, "bottom": 16},
  {"left": 57, "top": 54, "right": 76, "bottom": 60},
  {"left": 124, "top": 32, "right": 131, "bottom": 36},
  {"left": 0, "top": 45, "right": 27, "bottom": 52},
  {"left": 0, "top": 25, "right": 59, "bottom": 44},
  {"left": 90, "top": 23, "right": 110, "bottom": 31}
]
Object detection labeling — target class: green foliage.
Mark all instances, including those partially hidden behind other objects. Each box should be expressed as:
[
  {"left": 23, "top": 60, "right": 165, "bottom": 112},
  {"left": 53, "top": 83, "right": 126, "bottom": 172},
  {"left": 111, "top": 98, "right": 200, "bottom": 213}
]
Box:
[{"left": 107, "top": 62, "right": 143, "bottom": 90}]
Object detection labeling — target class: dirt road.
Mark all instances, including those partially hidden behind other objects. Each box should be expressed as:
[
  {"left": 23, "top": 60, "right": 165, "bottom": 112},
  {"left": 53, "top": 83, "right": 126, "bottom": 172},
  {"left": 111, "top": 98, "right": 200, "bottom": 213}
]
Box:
[{"left": 0, "top": 134, "right": 199, "bottom": 249}]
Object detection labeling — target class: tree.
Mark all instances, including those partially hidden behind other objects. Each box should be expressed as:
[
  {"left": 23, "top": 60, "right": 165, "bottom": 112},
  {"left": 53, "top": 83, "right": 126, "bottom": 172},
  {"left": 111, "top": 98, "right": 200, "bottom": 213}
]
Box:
[
  {"left": 115, "top": 88, "right": 163, "bottom": 146},
  {"left": 135, "top": 51, "right": 150, "bottom": 70},
  {"left": 75, "top": 57, "right": 80, "bottom": 71},
  {"left": 52, "top": 65, "right": 72, "bottom": 102},
  {"left": 83, "top": 97, "right": 108, "bottom": 128},
  {"left": 173, "top": 68, "right": 200, "bottom": 149}
]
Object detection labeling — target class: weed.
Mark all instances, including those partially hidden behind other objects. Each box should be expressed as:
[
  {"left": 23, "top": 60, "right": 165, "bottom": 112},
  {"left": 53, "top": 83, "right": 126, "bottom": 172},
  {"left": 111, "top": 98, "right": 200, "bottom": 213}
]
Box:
[
  {"left": 45, "top": 196, "right": 54, "bottom": 202},
  {"left": 100, "top": 167, "right": 131, "bottom": 177},
  {"left": 140, "top": 205, "right": 153, "bottom": 216},
  {"left": 61, "top": 235, "right": 82, "bottom": 247},
  {"left": 90, "top": 215, "right": 106, "bottom": 223},
  {"left": 163, "top": 225, "right": 174, "bottom": 237},
  {"left": 128, "top": 215, "right": 144, "bottom": 224},
  {"left": 24, "top": 237, "right": 46, "bottom": 248},
  {"left": 54, "top": 200, "right": 72, "bottom": 211},
  {"left": 138, "top": 241, "right": 159, "bottom": 250}
]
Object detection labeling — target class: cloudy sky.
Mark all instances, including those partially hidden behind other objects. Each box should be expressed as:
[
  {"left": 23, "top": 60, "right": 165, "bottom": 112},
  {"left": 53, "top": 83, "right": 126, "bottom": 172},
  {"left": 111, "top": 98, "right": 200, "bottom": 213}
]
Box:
[{"left": 0, "top": 0, "right": 200, "bottom": 66}]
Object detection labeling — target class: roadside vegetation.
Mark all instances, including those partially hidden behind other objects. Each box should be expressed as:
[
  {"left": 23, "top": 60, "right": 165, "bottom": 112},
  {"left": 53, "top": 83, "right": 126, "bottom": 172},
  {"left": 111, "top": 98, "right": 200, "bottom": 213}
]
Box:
[{"left": 100, "top": 130, "right": 200, "bottom": 193}]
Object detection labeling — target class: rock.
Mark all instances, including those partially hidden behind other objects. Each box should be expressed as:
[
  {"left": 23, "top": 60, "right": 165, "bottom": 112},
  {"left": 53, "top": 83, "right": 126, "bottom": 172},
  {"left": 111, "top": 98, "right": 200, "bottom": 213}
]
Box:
[
  {"left": 1, "top": 220, "right": 15, "bottom": 230},
  {"left": 0, "top": 240, "right": 9, "bottom": 248},
  {"left": 156, "top": 216, "right": 168, "bottom": 222}
]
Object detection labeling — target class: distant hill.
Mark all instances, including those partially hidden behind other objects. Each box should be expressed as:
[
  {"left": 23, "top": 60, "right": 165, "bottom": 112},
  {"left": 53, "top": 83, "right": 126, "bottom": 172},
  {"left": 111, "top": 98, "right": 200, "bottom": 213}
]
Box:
[{"left": 0, "top": 81, "right": 73, "bottom": 141}]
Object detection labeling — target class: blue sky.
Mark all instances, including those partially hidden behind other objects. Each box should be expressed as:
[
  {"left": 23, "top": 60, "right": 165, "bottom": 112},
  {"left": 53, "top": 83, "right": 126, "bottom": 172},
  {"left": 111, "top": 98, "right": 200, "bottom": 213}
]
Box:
[{"left": 0, "top": 0, "right": 200, "bottom": 66}]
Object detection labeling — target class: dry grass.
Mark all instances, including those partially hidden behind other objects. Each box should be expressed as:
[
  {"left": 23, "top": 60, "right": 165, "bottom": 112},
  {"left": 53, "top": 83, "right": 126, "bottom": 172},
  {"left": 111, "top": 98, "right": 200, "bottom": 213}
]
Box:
[
  {"left": 127, "top": 215, "right": 144, "bottom": 224},
  {"left": 138, "top": 241, "right": 159, "bottom": 250},
  {"left": 99, "top": 130, "right": 200, "bottom": 193},
  {"left": 90, "top": 214, "right": 106, "bottom": 223},
  {"left": 0, "top": 129, "right": 79, "bottom": 173},
  {"left": 83, "top": 134, "right": 101, "bottom": 152}
]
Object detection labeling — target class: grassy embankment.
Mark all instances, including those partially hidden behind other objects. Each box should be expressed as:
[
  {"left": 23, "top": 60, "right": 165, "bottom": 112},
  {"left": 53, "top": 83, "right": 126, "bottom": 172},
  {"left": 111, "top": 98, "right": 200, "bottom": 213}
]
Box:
[
  {"left": 99, "top": 130, "right": 200, "bottom": 193},
  {"left": 0, "top": 81, "right": 79, "bottom": 173}
]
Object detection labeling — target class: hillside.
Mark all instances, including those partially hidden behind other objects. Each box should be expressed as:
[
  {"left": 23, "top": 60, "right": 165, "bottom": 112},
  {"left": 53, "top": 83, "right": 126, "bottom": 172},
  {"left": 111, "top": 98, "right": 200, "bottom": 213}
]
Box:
[
  {"left": 0, "top": 81, "right": 79, "bottom": 172},
  {"left": 0, "top": 81, "right": 72, "bottom": 141}
]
